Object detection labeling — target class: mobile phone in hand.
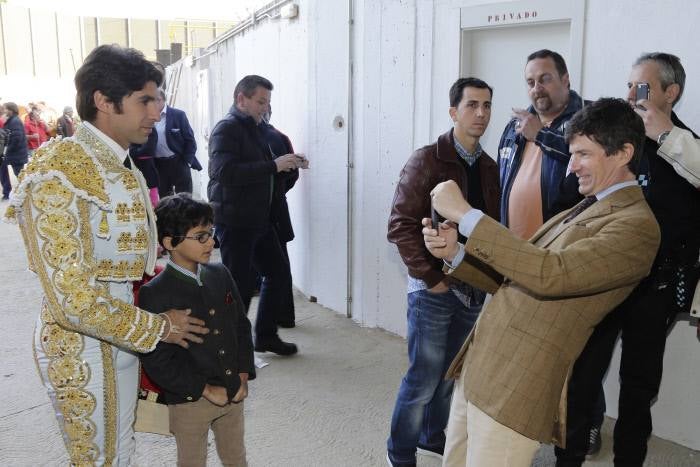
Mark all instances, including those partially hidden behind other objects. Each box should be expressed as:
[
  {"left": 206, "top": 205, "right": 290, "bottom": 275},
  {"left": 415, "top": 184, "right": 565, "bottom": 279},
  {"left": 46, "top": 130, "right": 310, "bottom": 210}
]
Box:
[
  {"left": 635, "top": 83, "right": 650, "bottom": 108},
  {"left": 431, "top": 205, "right": 443, "bottom": 231}
]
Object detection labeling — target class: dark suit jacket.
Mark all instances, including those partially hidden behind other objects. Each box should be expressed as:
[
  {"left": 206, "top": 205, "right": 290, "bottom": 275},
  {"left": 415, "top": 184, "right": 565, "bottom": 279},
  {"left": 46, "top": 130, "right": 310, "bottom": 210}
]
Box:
[
  {"left": 208, "top": 107, "right": 278, "bottom": 228},
  {"left": 56, "top": 115, "right": 75, "bottom": 137},
  {"left": 131, "top": 106, "right": 201, "bottom": 171},
  {"left": 139, "top": 263, "right": 255, "bottom": 405},
  {"left": 3, "top": 115, "right": 28, "bottom": 164},
  {"left": 445, "top": 186, "right": 660, "bottom": 446},
  {"left": 261, "top": 121, "right": 298, "bottom": 242},
  {"left": 127, "top": 133, "right": 160, "bottom": 189}
]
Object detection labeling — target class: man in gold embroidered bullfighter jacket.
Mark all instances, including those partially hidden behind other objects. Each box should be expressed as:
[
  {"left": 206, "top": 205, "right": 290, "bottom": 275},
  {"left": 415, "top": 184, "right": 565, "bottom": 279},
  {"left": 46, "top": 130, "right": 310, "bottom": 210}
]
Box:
[{"left": 5, "top": 45, "right": 208, "bottom": 466}]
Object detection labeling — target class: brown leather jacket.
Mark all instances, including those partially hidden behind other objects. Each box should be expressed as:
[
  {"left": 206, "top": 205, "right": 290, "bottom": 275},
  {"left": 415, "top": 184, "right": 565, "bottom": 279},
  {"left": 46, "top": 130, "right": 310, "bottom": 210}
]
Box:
[{"left": 387, "top": 129, "right": 500, "bottom": 288}]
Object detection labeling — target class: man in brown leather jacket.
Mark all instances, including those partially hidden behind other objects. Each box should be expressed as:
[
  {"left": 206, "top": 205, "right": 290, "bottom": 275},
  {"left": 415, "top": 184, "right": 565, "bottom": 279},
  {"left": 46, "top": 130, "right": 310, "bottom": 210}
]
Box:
[{"left": 385, "top": 77, "right": 500, "bottom": 467}]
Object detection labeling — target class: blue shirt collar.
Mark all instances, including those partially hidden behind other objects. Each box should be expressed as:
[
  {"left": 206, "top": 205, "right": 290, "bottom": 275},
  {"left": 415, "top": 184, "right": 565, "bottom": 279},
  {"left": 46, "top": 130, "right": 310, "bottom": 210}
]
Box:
[{"left": 453, "top": 136, "right": 482, "bottom": 166}]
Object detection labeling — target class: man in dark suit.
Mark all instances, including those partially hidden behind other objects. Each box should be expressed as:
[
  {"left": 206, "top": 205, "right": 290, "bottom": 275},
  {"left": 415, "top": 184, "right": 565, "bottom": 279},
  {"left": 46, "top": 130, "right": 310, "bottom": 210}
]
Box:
[
  {"left": 147, "top": 89, "right": 201, "bottom": 197},
  {"left": 208, "top": 75, "right": 304, "bottom": 356},
  {"left": 259, "top": 107, "right": 307, "bottom": 328}
]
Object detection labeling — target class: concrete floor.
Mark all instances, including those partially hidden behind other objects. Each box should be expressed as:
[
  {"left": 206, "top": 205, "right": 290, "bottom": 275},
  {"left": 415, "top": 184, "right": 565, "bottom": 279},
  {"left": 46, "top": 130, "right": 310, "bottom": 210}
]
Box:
[{"left": 0, "top": 197, "right": 698, "bottom": 466}]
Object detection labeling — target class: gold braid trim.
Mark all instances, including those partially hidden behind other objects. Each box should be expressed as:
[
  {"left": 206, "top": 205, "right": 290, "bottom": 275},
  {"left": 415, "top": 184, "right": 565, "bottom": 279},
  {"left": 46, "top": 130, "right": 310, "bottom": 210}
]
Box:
[
  {"left": 38, "top": 301, "right": 100, "bottom": 465},
  {"left": 20, "top": 139, "right": 110, "bottom": 206},
  {"left": 20, "top": 180, "right": 163, "bottom": 354},
  {"left": 101, "top": 342, "right": 116, "bottom": 467},
  {"left": 77, "top": 199, "right": 94, "bottom": 260}
]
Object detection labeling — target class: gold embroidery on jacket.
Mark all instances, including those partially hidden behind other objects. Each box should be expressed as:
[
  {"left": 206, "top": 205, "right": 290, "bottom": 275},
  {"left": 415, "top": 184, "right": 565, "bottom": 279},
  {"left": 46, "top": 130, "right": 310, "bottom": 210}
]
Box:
[
  {"left": 116, "top": 227, "right": 148, "bottom": 255},
  {"left": 21, "top": 141, "right": 109, "bottom": 205},
  {"left": 77, "top": 199, "right": 94, "bottom": 259},
  {"left": 101, "top": 342, "right": 117, "bottom": 466},
  {"left": 95, "top": 256, "right": 145, "bottom": 282},
  {"left": 98, "top": 211, "right": 110, "bottom": 239},
  {"left": 24, "top": 185, "right": 163, "bottom": 353},
  {"left": 117, "top": 232, "right": 132, "bottom": 252},
  {"left": 39, "top": 301, "right": 100, "bottom": 464},
  {"left": 17, "top": 134, "right": 169, "bottom": 463},
  {"left": 115, "top": 203, "right": 130, "bottom": 223},
  {"left": 130, "top": 200, "right": 146, "bottom": 222}
]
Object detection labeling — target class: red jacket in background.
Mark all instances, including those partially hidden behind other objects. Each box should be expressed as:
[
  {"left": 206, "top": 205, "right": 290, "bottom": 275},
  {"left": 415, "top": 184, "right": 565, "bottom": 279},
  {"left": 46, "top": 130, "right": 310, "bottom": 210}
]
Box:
[{"left": 24, "top": 116, "right": 49, "bottom": 150}]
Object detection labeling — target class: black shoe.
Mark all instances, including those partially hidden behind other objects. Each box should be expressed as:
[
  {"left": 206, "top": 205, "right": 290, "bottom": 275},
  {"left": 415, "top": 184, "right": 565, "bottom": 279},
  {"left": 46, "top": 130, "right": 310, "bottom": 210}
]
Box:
[
  {"left": 255, "top": 336, "right": 298, "bottom": 355},
  {"left": 416, "top": 443, "right": 443, "bottom": 459},
  {"left": 386, "top": 453, "right": 416, "bottom": 467},
  {"left": 586, "top": 425, "right": 602, "bottom": 458},
  {"left": 276, "top": 320, "right": 296, "bottom": 328}
]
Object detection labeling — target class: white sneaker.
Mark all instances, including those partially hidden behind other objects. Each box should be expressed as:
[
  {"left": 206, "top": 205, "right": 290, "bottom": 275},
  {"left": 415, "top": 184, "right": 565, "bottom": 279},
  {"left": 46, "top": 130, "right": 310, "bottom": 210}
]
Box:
[{"left": 417, "top": 446, "right": 444, "bottom": 459}]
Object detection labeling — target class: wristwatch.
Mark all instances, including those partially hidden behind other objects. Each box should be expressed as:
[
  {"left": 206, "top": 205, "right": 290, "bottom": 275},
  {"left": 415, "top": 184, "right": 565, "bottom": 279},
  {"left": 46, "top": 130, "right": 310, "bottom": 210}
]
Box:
[{"left": 657, "top": 130, "right": 671, "bottom": 146}]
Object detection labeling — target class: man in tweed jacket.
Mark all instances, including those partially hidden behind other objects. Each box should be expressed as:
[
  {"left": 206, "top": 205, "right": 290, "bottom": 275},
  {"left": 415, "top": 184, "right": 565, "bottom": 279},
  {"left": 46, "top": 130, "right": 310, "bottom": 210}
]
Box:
[{"left": 423, "top": 98, "right": 660, "bottom": 466}]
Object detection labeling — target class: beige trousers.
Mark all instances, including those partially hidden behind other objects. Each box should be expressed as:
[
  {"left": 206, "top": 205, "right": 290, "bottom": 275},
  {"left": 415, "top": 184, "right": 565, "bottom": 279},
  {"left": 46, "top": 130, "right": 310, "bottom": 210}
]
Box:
[
  {"left": 169, "top": 397, "right": 247, "bottom": 467},
  {"left": 443, "top": 371, "right": 540, "bottom": 467}
]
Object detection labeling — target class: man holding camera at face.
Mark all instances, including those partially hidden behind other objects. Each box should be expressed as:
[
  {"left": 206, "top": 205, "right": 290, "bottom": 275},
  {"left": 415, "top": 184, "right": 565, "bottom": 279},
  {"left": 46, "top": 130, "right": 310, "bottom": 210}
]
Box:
[{"left": 556, "top": 52, "right": 700, "bottom": 467}]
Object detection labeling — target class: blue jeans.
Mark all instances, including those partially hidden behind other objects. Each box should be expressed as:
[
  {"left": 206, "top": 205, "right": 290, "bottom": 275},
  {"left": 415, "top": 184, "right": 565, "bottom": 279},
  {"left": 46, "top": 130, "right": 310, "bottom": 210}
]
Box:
[{"left": 387, "top": 287, "right": 483, "bottom": 465}]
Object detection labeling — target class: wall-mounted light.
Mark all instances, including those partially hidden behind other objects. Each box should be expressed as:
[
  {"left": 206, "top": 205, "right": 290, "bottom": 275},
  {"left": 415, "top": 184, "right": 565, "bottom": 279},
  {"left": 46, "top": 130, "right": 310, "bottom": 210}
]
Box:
[{"left": 280, "top": 3, "right": 299, "bottom": 19}]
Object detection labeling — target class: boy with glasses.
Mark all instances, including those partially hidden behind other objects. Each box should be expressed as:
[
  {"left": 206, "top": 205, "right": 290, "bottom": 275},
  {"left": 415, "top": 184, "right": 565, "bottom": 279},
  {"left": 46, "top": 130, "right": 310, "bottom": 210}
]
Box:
[{"left": 139, "top": 193, "right": 255, "bottom": 466}]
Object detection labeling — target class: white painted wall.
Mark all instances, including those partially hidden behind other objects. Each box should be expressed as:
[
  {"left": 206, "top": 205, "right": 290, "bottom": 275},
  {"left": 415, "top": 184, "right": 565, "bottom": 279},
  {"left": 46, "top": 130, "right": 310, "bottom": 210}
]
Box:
[
  {"left": 171, "top": 0, "right": 700, "bottom": 449},
  {"left": 170, "top": 0, "right": 350, "bottom": 316}
]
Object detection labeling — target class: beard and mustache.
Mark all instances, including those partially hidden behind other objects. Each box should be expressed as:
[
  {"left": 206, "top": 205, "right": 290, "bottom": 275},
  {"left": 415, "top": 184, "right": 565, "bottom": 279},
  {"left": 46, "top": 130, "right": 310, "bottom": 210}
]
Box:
[{"left": 532, "top": 92, "right": 553, "bottom": 112}]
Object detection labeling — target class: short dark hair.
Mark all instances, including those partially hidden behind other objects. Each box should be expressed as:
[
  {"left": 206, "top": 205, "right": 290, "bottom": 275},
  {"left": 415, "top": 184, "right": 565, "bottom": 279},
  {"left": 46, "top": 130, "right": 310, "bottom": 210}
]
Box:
[
  {"left": 155, "top": 193, "right": 214, "bottom": 249},
  {"left": 233, "top": 75, "right": 273, "bottom": 101},
  {"left": 449, "top": 77, "right": 493, "bottom": 107},
  {"left": 74, "top": 44, "right": 163, "bottom": 122},
  {"left": 565, "top": 97, "right": 644, "bottom": 173},
  {"left": 634, "top": 52, "right": 685, "bottom": 106},
  {"left": 3, "top": 102, "right": 19, "bottom": 116},
  {"left": 526, "top": 49, "right": 568, "bottom": 78}
]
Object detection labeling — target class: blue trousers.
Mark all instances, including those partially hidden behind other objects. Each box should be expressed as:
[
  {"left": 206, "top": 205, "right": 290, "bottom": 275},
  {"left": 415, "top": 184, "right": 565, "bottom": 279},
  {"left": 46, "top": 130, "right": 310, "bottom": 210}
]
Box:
[{"left": 387, "top": 288, "right": 483, "bottom": 465}]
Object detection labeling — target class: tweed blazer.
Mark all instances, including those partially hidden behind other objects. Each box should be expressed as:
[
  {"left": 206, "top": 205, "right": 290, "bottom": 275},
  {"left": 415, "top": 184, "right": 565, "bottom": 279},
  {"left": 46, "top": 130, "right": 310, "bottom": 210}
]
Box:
[{"left": 444, "top": 185, "right": 660, "bottom": 447}]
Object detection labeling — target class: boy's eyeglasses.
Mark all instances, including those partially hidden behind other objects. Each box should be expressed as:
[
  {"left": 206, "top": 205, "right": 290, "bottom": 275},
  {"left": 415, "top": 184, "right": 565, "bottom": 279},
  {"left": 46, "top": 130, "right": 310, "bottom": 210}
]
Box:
[{"left": 175, "top": 230, "right": 214, "bottom": 244}]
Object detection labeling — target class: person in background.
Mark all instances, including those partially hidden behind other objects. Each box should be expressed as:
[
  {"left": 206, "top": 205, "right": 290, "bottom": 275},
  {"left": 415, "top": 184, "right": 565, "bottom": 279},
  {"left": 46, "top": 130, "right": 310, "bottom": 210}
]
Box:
[
  {"left": 498, "top": 49, "right": 584, "bottom": 240},
  {"left": 1, "top": 102, "right": 28, "bottom": 199},
  {"left": 24, "top": 103, "right": 49, "bottom": 155},
  {"left": 56, "top": 106, "right": 76, "bottom": 137},
  {"left": 208, "top": 75, "right": 304, "bottom": 356},
  {"left": 386, "top": 77, "right": 500, "bottom": 467},
  {"left": 556, "top": 52, "right": 700, "bottom": 467},
  {"left": 152, "top": 89, "right": 201, "bottom": 197},
  {"left": 129, "top": 127, "right": 162, "bottom": 208},
  {"left": 259, "top": 104, "right": 308, "bottom": 328}
]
